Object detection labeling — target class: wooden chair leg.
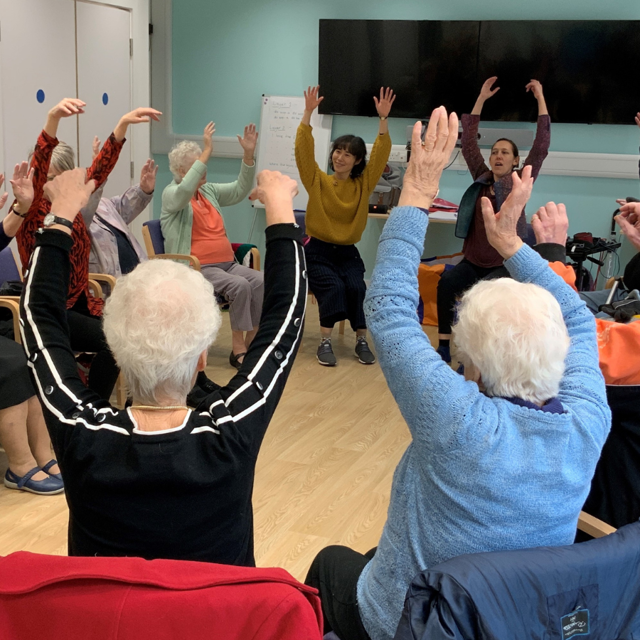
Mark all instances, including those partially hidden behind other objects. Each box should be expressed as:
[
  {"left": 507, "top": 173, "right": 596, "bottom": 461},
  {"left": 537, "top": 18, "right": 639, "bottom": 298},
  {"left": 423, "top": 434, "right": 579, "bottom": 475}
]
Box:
[
  {"left": 339, "top": 320, "right": 345, "bottom": 335},
  {"left": 116, "top": 373, "right": 127, "bottom": 409}
]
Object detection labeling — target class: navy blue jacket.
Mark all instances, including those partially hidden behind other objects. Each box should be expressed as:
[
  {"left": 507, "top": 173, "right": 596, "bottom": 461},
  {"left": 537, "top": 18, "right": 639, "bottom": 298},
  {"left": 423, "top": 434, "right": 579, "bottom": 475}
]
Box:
[{"left": 394, "top": 521, "right": 640, "bottom": 640}]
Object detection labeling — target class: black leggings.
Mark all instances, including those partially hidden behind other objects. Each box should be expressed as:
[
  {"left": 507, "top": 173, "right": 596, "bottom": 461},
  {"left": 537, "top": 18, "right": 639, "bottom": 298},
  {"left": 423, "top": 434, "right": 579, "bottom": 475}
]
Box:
[
  {"left": 305, "top": 545, "right": 376, "bottom": 640},
  {"left": 305, "top": 238, "right": 367, "bottom": 331},
  {"left": 67, "top": 308, "right": 119, "bottom": 401},
  {"left": 436, "top": 259, "right": 503, "bottom": 335}
]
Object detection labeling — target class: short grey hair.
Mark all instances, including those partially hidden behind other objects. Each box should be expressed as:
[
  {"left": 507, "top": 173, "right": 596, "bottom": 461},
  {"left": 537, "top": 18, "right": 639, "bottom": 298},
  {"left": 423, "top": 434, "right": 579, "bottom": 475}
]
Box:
[
  {"left": 168, "top": 140, "right": 201, "bottom": 182},
  {"left": 103, "top": 259, "right": 222, "bottom": 405},
  {"left": 51, "top": 142, "right": 76, "bottom": 173},
  {"left": 452, "top": 278, "right": 570, "bottom": 405}
]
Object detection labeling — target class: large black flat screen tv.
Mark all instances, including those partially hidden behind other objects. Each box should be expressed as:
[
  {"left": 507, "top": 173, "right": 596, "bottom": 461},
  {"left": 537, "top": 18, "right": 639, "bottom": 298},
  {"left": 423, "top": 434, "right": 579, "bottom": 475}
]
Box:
[{"left": 318, "top": 20, "right": 640, "bottom": 124}]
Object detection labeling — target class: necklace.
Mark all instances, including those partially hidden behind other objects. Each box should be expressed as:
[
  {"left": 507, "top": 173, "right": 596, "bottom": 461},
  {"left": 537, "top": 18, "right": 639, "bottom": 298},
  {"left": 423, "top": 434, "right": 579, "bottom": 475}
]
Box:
[{"left": 130, "top": 405, "right": 188, "bottom": 411}]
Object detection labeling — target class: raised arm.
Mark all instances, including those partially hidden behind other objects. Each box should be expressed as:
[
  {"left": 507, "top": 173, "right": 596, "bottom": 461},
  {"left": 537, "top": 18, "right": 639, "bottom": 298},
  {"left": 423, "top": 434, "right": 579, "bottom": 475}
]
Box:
[
  {"left": 1, "top": 163, "right": 34, "bottom": 240},
  {"left": 295, "top": 86, "right": 323, "bottom": 190},
  {"left": 19, "top": 169, "right": 103, "bottom": 451},
  {"left": 162, "top": 122, "right": 214, "bottom": 215},
  {"left": 29, "top": 98, "right": 86, "bottom": 218},
  {"left": 483, "top": 180, "right": 609, "bottom": 432},
  {"left": 107, "top": 160, "right": 157, "bottom": 224},
  {"left": 363, "top": 87, "right": 394, "bottom": 192},
  {"left": 365, "top": 108, "right": 480, "bottom": 446},
  {"left": 210, "top": 172, "right": 307, "bottom": 455},
  {"left": 522, "top": 80, "right": 550, "bottom": 179},
  {"left": 462, "top": 77, "right": 499, "bottom": 179},
  {"left": 87, "top": 108, "right": 161, "bottom": 190},
  {"left": 207, "top": 124, "right": 258, "bottom": 207}
]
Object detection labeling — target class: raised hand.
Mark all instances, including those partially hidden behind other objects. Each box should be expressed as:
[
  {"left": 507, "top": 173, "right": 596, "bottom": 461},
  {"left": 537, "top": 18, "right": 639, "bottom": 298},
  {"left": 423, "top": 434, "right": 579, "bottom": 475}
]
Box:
[
  {"left": 531, "top": 201, "right": 569, "bottom": 246},
  {"left": 139, "top": 159, "right": 158, "bottom": 194},
  {"left": 114, "top": 107, "right": 162, "bottom": 142},
  {"left": 9, "top": 162, "right": 35, "bottom": 213},
  {"left": 373, "top": 87, "right": 396, "bottom": 118},
  {"left": 481, "top": 164, "right": 534, "bottom": 259},
  {"left": 398, "top": 106, "right": 459, "bottom": 210},
  {"left": 304, "top": 86, "right": 324, "bottom": 113},
  {"left": 237, "top": 123, "right": 258, "bottom": 156},
  {"left": 48, "top": 98, "right": 86, "bottom": 120},
  {"left": 44, "top": 168, "right": 96, "bottom": 223},
  {"left": 203, "top": 121, "right": 216, "bottom": 152},
  {"left": 0, "top": 175, "right": 7, "bottom": 210},
  {"left": 249, "top": 170, "right": 298, "bottom": 226},
  {"left": 526, "top": 79, "right": 544, "bottom": 100},
  {"left": 479, "top": 77, "right": 500, "bottom": 102},
  {"left": 92, "top": 136, "right": 101, "bottom": 160},
  {"left": 120, "top": 107, "right": 162, "bottom": 126},
  {"left": 615, "top": 205, "right": 640, "bottom": 252}
]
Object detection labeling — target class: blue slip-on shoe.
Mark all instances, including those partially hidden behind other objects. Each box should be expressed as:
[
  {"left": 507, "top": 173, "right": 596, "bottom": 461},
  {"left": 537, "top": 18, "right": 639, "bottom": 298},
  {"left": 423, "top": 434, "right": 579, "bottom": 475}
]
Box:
[
  {"left": 41, "top": 459, "right": 63, "bottom": 482},
  {"left": 4, "top": 466, "right": 64, "bottom": 495}
]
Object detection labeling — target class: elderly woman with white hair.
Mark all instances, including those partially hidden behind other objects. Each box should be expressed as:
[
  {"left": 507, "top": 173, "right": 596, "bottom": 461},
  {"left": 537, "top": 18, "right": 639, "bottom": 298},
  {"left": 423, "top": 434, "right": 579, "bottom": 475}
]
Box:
[
  {"left": 20, "top": 166, "right": 307, "bottom": 564},
  {"left": 162, "top": 122, "right": 261, "bottom": 369},
  {"left": 305, "top": 108, "right": 611, "bottom": 640}
]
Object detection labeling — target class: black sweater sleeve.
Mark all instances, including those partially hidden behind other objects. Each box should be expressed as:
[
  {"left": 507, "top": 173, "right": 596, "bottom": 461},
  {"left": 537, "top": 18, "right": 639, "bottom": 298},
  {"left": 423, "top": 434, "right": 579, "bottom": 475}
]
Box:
[
  {"left": 202, "top": 223, "right": 308, "bottom": 456},
  {"left": 19, "top": 230, "right": 106, "bottom": 453}
]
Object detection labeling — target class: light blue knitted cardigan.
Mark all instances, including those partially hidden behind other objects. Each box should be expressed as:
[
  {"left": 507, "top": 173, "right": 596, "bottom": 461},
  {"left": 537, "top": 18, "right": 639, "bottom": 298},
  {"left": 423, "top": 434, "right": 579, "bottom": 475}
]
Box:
[{"left": 358, "top": 205, "right": 611, "bottom": 640}]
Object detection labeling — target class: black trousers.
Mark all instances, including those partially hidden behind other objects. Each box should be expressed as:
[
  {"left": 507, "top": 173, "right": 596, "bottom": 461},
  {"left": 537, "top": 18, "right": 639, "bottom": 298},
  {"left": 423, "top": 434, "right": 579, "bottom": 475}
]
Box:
[
  {"left": 67, "top": 306, "right": 119, "bottom": 401},
  {"left": 305, "top": 545, "right": 376, "bottom": 640},
  {"left": 436, "top": 259, "right": 502, "bottom": 334},
  {"left": 305, "top": 238, "right": 367, "bottom": 331}
]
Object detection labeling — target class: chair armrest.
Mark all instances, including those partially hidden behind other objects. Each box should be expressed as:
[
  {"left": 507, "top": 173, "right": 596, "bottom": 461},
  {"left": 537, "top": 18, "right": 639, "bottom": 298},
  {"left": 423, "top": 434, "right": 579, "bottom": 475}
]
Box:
[
  {"left": 88, "top": 279, "right": 104, "bottom": 300},
  {"left": 578, "top": 511, "right": 617, "bottom": 538},
  {"left": 89, "top": 273, "right": 117, "bottom": 295},
  {"left": 0, "top": 296, "right": 21, "bottom": 344},
  {"left": 250, "top": 247, "right": 261, "bottom": 271},
  {"left": 150, "top": 254, "right": 201, "bottom": 271}
]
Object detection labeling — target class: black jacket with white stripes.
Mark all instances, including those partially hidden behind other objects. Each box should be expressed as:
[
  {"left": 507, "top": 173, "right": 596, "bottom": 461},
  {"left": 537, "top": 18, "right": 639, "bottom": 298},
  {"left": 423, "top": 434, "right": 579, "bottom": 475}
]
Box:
[{"left": 20, "top": 223, "right": 307, "bottom": 566}]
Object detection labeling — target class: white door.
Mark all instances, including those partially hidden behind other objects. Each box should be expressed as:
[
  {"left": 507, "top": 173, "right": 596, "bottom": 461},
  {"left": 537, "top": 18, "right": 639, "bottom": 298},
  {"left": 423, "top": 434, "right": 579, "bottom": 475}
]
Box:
[
  {"left": 76, "top": 0, "right": 132, "bottom": 199},
  {"left": 0, "top": 0, "right": 78, "bottom": 172}
]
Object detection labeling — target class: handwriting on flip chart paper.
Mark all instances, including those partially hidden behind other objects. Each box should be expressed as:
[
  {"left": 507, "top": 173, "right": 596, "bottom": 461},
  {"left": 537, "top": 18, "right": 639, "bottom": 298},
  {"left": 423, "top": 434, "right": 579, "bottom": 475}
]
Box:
[{"left": 255, "top": 96, "right": 332, "bottom": 209}]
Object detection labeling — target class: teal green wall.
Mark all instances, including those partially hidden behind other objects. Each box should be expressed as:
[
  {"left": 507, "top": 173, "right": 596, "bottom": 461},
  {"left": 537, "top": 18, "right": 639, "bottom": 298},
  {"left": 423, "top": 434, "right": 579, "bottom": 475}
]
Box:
[{"left": 154, "top": 0, "right": 640, "bottom": 278}]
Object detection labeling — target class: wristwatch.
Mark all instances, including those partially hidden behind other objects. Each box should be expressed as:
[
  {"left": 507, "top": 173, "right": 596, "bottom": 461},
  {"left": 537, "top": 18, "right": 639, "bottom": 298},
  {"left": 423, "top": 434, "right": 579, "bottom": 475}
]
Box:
[{"left": 43, "top": 213, "right": 74, "bottom": 230}]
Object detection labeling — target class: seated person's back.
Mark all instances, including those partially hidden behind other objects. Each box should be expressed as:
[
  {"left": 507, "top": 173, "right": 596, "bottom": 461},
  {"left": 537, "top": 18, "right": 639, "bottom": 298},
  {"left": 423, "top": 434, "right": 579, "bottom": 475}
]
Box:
[{"left": 21, "top": 168, "right": 306, "bottom": 565}]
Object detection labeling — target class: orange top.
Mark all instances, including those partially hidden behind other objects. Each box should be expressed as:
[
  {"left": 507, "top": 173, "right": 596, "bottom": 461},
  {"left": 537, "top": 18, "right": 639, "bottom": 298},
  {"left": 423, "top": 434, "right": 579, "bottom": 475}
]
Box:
[
  {"left": 190, "top": 191, "right": 234, "bottom": 265},
  {"left": 550, "top": 262, "right": 640, "bottom": 385}
]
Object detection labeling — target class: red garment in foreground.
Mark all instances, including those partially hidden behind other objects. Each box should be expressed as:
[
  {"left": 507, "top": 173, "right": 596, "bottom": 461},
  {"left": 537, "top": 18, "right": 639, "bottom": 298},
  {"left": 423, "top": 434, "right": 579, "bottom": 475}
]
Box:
[
  {"left": 17, "top": 130, "right": 124, "bottom": 316},
  {"left": 0, "top": 551, "right": 323, "bottom": 640}
]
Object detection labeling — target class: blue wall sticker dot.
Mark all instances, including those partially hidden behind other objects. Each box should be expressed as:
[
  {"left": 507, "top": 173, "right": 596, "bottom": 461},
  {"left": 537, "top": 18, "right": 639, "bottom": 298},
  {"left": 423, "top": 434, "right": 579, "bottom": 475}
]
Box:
[
  {"left": 36, "top": 89, "right": 45, "bottom": 104},
  {"left": 102, "top": 92, "right": 109, "bottom": 106}
]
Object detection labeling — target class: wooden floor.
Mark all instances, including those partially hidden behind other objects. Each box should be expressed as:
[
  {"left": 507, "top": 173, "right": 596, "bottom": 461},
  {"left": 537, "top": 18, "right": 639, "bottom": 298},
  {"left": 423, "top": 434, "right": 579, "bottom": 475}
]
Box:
[{"left": 0, "top": 303, "right": 440, "bottom": 582}]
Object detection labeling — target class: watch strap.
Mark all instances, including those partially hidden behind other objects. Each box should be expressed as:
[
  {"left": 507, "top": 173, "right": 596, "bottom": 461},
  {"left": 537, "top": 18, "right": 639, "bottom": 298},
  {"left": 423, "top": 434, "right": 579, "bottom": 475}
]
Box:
[{"left": 45, "top": 215, "right": 74, "bottom": 230}]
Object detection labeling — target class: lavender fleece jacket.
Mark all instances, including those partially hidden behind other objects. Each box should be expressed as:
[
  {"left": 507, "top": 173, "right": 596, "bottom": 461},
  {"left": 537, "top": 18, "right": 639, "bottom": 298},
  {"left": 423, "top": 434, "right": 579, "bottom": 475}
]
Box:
[{"left": 358, "top": 205, "right": 611, "bottom": 640}]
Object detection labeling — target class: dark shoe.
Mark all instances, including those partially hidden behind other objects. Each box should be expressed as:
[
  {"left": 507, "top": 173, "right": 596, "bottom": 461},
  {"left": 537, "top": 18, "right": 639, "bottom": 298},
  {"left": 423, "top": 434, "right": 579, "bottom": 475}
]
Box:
[
  {"left": 436, "top": 345, "right": 451, "bottom": 364},
  {"left": 41, "top": 459, "right": 63, "bottom": 482},
  {"left": 317, "top": 339, "right": 337, "bottom": 366},
  {"left": 229, "top": 351, "right": 246, "bottom": 370},
  {"left": 355, "top": 337, "right": 376, "bottom": 364},
  {"left": 4, "top": 467, "right": 64, "bottom": 495}
]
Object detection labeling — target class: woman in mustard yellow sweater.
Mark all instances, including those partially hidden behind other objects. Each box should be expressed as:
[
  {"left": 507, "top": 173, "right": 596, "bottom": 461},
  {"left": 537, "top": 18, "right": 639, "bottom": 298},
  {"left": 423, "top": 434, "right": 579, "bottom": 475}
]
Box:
[{"left": 295, "top": 85, "right": 394, "bottom": 366}]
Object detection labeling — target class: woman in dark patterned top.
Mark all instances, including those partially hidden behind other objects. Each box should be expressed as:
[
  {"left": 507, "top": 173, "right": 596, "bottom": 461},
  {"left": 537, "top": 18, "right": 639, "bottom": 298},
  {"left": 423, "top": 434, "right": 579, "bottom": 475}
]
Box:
[
  {"left": 436, "top": 77, "right": 551, "bottom": 363},
  {"left": 16, "top": 98, "right": 161, "bottom": 399}
]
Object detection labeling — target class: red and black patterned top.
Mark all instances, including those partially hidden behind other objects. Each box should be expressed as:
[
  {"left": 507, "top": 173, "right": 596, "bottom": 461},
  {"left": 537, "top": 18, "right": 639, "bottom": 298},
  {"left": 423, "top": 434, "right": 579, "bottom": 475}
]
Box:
[{"left": 17, "top": 129, "right": 124, "bottom": 316}]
